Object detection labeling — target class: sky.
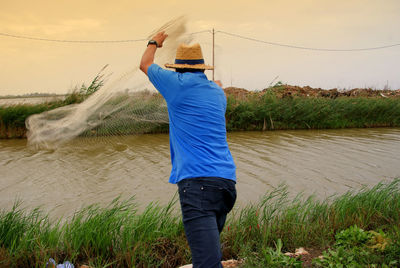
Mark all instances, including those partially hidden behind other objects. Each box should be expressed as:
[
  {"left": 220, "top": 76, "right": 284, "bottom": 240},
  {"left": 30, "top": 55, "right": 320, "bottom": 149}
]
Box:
[{"left": 1, "top": 0, "right": 400, "bottom": 95}]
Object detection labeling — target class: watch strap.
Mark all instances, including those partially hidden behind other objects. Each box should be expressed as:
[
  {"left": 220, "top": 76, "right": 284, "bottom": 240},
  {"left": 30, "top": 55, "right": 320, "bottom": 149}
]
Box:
[{"left": 147, "top": 40, "right": 159, "bottom": 47}]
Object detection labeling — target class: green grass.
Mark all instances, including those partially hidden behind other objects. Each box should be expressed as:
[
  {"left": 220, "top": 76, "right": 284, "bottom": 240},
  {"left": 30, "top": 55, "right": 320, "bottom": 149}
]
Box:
[
  {"left": 1, "top": 179, "right": 400, "bottom": 267},
  {"left": 2, "top": 91, "right": 399, "bottom": 139},
  {"left": 225, "top": 93, "right": 400, "bottom": 131}
]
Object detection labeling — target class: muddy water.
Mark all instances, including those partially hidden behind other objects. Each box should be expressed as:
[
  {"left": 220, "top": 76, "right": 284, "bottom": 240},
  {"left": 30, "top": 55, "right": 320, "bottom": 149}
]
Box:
[{"left": 1, "top": 128, "right": 399, "bottom": 218}]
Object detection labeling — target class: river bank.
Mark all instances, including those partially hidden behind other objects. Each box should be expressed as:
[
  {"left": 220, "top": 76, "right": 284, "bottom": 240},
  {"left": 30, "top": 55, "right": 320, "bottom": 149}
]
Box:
[
  {"left": 1, "top": 85, "right": 399, "bottom": 139},
  {"left": 1, "top": 179, "right": 399, "bottom": 267}
]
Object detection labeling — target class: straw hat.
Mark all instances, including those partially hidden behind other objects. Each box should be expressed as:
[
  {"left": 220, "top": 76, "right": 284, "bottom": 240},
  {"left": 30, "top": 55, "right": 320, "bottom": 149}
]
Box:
[{"left": 165, "top": 43, "right": 214, "bottom": 70}]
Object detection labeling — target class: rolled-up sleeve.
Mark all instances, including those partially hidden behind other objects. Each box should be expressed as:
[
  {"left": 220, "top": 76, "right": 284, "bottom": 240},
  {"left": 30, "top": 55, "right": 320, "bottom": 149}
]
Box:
[{"left": 147, "top": 64, "right": 180, "bottom": 103}]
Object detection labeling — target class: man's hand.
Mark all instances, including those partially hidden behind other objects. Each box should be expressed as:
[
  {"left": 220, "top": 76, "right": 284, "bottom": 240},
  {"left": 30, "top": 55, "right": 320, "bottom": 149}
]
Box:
[
  {"left": 140, "top": 31, "right": 168, "bottom": 75},
  {"left": 151, "top": 31, "right": 168, "bottom": 47}
]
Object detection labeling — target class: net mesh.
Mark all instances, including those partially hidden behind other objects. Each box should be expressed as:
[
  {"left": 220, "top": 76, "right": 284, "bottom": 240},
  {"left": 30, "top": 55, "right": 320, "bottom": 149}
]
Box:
[{"left": 26, "top": 17, "right": 192, "bottom": 149}]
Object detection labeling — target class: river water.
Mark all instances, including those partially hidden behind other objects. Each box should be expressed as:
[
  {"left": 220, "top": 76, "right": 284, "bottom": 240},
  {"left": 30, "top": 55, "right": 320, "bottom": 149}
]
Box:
[{"left": 1, "top": 128, "right": 399, "bottom": 218}]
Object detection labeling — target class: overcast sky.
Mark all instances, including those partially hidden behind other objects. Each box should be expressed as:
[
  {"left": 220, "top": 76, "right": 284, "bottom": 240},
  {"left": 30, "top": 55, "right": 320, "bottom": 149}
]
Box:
[{"left": 1, "top": 0, "right": 399, "bottom": 95}]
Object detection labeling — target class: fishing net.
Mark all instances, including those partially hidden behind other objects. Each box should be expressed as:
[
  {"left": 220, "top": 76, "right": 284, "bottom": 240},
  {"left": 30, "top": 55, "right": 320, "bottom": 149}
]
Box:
[{"left": 26, "top": 17, "right": 193, "bottom": 149}]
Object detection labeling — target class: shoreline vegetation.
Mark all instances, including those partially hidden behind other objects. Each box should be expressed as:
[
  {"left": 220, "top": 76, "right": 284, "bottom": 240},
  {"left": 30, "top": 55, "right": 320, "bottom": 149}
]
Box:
[
  {"left": 0, "top": 93, "right": 66, "bottom": 99},
  {"left": 1, "top": 83, "right": 400, "bottom": 139},
  {"left": 1, "top": 179, "right": 399, "bottom": 267}
]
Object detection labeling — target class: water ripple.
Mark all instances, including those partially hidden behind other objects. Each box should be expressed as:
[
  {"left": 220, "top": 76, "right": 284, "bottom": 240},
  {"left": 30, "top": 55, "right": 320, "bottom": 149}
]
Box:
[{"left": 1, "top": 128, "right": 400, "bottom": 217}]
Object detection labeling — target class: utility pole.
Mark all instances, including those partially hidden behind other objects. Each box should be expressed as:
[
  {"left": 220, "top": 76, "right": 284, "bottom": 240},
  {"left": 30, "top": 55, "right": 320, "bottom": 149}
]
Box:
[
  {"left": 230, "top": 66, "right": 232, "bottom": 87},
  {"left": 212, "top": 28, "right": 215, "bottom": 81}
]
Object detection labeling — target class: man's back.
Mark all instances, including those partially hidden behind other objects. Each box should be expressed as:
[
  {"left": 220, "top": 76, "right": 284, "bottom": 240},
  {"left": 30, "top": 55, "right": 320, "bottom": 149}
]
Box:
[{"left": 148, "top": 64, "right": 236, "bottom": 184}]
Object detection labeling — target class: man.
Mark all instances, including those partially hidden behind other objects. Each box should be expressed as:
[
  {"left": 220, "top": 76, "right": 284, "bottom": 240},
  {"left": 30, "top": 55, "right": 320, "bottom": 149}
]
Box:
[{"left": 140, "top": 31, "right": 237, "bottom": 268}]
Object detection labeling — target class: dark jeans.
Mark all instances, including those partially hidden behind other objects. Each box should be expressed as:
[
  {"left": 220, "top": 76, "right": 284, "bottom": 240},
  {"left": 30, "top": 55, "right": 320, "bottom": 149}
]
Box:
[{"left": 178, "top": 177, "right": 237, "bottom": 268}]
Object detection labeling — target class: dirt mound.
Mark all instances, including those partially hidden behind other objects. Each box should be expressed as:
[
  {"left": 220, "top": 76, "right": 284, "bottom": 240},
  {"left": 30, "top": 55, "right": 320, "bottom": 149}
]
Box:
[
  {"left": 223, "top": 87, "right": 253, "bottom": 99},
  {"left": 223, "top": 85, "right": 400, "bottom": 99}
]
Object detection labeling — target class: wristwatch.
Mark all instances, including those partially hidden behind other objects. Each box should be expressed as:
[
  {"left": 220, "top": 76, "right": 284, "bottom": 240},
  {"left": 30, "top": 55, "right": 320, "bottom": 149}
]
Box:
[{"left": 147, "top": 40, "right": 159, "bottom": 47}]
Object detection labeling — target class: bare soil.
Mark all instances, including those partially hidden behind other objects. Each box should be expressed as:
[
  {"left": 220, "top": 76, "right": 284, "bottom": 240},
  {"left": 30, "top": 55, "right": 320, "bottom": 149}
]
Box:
[{"left": 299, "top": 248, "right": 326, "bottom": 267}]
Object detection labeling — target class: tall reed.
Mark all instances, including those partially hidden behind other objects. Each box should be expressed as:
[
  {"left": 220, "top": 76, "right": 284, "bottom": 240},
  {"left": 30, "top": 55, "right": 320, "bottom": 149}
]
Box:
[{"left": 225, "top": 93, "right": 400, "bottom": 131}]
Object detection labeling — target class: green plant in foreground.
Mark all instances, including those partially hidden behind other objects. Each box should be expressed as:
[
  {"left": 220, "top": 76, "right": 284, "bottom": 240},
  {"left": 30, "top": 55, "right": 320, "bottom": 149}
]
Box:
[
  {"left": 313, "top": 225, "right": 400, "bottom": 267},
  {"left": 368, "top": 230, "right": 391, "bottom": 251},
  {"left": 335, "top": 225, "right": 372, "bottom": 248},
  {"left": 243, "top": 239, "right": 302, "bottom": 267},
  {"left": 314, "top": 247, "right": 369, "bottom": 268}
]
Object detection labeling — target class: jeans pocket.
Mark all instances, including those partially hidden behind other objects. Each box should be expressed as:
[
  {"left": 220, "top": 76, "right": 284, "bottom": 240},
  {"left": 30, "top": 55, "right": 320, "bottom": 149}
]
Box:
[
  {"left": 179, "top": 184, "right": 202, "bottom": 211},
  {"left": 200, "top": 184, "right": 225, "bottom": 211}
]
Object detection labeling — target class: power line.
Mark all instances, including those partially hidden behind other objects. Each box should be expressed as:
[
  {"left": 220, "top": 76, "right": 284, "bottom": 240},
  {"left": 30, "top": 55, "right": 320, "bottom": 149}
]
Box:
[
  {"left": 216, "top": 30, "right": 400, "bottom": 51},
  {"left": 2, "top": 29, "right": 400, "bottom": 51},
  {"left": 0, "top": 32, "right": 147, "bottom": 43},
  {"left": 0, "top": 30, "right": 210, "bottom": 44},
  {"left": 186, "top": 30, "right": 212, "bottom": 35}
]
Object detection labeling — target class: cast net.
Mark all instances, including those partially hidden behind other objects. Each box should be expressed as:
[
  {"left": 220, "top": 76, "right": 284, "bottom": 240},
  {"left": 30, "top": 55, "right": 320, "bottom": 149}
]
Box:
[{"left": 26, "top": 17, "right": 193, "bottom": 149}]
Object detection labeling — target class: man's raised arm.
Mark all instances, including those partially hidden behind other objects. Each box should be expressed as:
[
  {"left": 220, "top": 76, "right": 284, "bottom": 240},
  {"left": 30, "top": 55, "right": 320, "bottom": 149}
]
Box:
[{"left": 140, "top": 31, "right": 168, "bottom": 76}]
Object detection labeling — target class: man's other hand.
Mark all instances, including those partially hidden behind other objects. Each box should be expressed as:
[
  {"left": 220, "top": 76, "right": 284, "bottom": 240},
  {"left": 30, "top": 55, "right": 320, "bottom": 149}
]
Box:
[{"left": 151, "top": 31, "right": 168, "bottom": 47}]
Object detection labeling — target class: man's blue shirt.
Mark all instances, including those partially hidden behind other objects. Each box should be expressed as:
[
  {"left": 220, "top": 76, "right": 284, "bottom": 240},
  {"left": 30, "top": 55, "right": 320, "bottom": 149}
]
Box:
[{"left": 147, "top": 63, "right": 236, "bottom": 184}]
